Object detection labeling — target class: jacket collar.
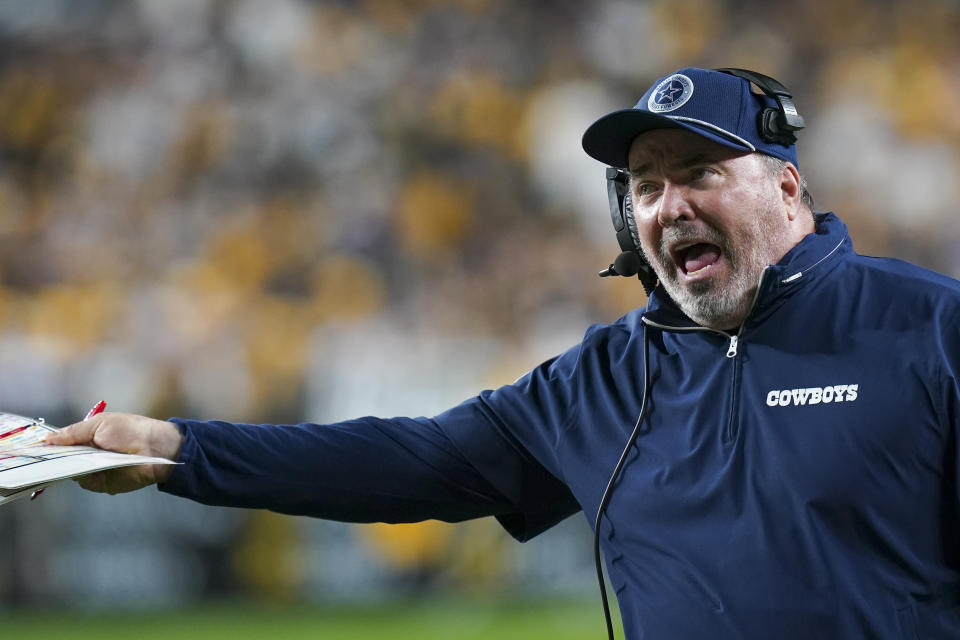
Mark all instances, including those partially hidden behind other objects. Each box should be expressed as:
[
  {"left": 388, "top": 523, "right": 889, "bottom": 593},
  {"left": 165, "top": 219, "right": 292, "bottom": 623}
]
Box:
[{"left": 642, "top": 212, "right": 851, "bottom": 329}]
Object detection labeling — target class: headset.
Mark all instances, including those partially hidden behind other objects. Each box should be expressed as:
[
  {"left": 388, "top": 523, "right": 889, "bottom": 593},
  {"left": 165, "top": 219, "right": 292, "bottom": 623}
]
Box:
[
  {"left": 593, "top": 67, "right": 804, "bottom": 640},
  {"left": 716, "top": 67, "right": 805, "bottom": 146},
  {"left": 598, "top": 67, "right": 805, "bottom": 296}
]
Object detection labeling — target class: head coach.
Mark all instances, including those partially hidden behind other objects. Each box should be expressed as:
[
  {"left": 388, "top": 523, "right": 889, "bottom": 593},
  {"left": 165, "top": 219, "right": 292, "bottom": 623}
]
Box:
[{"left": 51, "top": 67, "right": 960, "bottom": 639}]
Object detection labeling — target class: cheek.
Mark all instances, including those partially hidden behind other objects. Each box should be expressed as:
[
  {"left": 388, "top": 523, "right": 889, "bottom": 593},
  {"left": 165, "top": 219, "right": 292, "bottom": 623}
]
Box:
[
  {"left": 719, "top": 180, "right": 777, "bottom": 213},
  {"left": 633, "top": 212, "right": 661, "bottom": 254},
  {"left": 708, "top": 188, "right": 765, "bottom": 232}
]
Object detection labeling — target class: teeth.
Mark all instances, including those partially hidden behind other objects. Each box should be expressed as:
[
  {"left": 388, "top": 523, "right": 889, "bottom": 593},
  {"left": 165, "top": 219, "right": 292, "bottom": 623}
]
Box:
[{"left": 687, "top": 264, "right": 712, "bottom": 276}]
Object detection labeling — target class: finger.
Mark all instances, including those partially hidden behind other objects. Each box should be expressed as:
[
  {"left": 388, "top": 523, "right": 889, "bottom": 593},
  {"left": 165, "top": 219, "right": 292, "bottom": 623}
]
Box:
[
  {"left": 46, "top": 414, "right": 107, "bottom": 446},
  {"left": 76, "top": 471, "right": 108, "bottom": 493},
  {"left": 77, "top": 468, "right": 148, "bottom": 495},
  {"left": 76, "top": 469, "right": 130, "bottom": 494}
]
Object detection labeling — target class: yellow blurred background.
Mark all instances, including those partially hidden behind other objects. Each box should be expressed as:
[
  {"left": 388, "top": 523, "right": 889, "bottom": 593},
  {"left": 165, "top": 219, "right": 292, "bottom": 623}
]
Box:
[{"left": 1, "top": 0, "right": 959, "bottom": 610}]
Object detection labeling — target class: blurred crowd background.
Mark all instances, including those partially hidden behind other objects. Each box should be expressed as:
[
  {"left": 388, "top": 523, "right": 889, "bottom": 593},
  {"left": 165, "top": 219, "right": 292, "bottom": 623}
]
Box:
[{"left": 2, "top": 0, "right": 960, "bottom": 611}]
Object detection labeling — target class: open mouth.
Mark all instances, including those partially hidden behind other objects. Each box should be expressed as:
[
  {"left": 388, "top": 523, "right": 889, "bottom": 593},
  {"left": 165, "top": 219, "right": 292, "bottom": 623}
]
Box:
[{"left": 671, "top": 242, "right": 722, "bottom": 277}]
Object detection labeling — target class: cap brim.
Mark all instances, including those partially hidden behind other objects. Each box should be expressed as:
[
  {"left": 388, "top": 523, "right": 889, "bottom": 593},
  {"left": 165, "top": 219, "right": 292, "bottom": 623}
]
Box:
[{"left": 581, "top": 109, "right": 755, "bottom": 169}]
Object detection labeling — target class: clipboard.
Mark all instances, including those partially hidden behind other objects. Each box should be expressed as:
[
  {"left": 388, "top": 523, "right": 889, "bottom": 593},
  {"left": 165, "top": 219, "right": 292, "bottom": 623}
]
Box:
[{"left": 0, "top": 411, "right": 175, "bottom": 505}]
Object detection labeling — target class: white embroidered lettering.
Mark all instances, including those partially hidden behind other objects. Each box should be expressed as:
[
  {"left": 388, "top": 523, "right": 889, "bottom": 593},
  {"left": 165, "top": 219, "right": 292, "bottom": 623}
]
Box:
[
  {"left": 765, "top": 383, "right": 860, "bottom": 407},
  {"left": 790, "top": 388, "right": 810, "bottom": 405},
  {"left": 832, "top": 385, "right": 848, "bottom": 402}
]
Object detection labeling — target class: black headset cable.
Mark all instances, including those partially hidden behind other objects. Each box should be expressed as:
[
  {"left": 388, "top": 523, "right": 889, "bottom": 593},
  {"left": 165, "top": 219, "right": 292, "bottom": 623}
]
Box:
[{"left": 593, "top": 326, "right": 651, "bottom": 640}]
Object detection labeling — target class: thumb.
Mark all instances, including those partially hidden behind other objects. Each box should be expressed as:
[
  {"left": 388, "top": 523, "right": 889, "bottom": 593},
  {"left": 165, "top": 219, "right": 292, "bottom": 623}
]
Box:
[{"left": 46, "top": 415, "right": 105, "bottom": 446}]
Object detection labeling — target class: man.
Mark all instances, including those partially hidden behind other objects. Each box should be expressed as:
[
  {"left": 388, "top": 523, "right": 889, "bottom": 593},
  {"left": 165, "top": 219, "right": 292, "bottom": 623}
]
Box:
[{"left": 49, "top": 68, "right": 960, "bottom": 638}]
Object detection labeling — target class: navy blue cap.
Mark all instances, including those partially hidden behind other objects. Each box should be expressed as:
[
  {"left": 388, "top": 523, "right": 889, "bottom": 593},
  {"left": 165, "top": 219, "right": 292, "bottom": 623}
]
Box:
[{"left": 582, "top": 67, "right": 799, "bottom": 169}]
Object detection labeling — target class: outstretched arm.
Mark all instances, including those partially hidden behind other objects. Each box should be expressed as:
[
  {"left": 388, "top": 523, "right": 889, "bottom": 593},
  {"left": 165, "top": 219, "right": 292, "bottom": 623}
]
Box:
[{"left": 42, "top": 411, "right": 576, "bottom": 534}]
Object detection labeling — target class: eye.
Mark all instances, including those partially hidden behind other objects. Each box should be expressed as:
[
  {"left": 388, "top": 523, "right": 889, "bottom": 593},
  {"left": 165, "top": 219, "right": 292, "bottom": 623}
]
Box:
[
  {"left": 690, "top": 167, "right": 715, "bottom": 181},
  {"left": 635, "top": 182, "right": 658, "bottom": 198}
]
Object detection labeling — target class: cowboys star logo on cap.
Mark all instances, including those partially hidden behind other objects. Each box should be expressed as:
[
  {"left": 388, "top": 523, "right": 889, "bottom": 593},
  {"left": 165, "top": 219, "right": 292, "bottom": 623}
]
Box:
[{"left": 647, "top": 73, "right": 693, "bottom": 113}]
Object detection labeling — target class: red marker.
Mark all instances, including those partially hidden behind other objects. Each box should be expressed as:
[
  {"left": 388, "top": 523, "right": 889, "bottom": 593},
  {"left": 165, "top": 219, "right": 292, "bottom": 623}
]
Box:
[
  {"left": 0, "top": 425, "right": 28, "bottom": 440},
  {"left": 84, "top": 400, "right": 107, "bottom": 421},
  {"left": 32, "top": 400, "right": 108, "bottom": 501}
]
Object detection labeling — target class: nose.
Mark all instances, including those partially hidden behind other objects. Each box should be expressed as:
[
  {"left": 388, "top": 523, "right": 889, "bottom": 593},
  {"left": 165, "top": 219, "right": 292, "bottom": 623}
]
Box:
[{"left": 656, "top": 182, "right": 695, "bottom": 227}]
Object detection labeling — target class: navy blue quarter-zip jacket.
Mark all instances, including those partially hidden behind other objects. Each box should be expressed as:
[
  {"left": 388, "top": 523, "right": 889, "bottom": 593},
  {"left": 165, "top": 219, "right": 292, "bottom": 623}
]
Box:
[{"left": 163, "top": 213, "right": 960, "bottom": 638}]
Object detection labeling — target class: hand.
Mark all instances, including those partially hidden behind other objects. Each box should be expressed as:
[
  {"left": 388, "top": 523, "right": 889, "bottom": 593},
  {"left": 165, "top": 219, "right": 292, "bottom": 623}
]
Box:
[{"left": 46, "top": 412, "right": 185, "bottom": 494}]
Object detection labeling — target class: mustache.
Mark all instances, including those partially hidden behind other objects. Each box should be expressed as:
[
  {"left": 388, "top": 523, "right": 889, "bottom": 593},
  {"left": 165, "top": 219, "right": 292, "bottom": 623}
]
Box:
[{"left": 656, "top": 224, "right": 727, "bottom": 263}]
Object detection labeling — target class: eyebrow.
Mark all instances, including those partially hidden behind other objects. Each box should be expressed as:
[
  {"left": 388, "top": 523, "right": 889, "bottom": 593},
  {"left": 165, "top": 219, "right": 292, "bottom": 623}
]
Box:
[{"left": 629, "top": 152, "right": 722, "bottom": 178}]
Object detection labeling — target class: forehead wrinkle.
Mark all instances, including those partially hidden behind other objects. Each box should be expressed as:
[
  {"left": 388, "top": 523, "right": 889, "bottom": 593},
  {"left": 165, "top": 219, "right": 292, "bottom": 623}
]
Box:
[{"left": 629, "top": 151, "right": 722, "bottom": 178}]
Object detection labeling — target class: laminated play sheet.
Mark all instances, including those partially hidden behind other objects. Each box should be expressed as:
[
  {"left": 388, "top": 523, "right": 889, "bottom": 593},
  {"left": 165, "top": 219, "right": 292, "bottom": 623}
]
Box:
[{"left": 0, "top": 411, "right": 175, "bottom": 505}]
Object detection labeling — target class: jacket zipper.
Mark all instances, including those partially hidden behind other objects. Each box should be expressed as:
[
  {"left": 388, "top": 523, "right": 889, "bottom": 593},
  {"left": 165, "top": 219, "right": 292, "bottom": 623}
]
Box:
[
  {"left": 642, "top": 317, "right": 741, "bottom": 441},
  {"left": 723, "top": 270, "right": 768, "bottom": 440},
  {"left": 726, "top": 335, "right": 739, "bottom": 357},
  {"left": 642, "top": 268, "right": 769, "bottom": 442},
  {"left": 724, "top": 338, "right": 743, "bottom": 441}
]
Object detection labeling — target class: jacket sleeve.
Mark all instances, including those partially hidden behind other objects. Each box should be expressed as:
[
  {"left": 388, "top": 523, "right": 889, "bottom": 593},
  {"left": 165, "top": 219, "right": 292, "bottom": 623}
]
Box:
[
  {"left": 159, "top": 336, "right": 590, "bottom": 540},
  {"left": 160, "top": 409, "right": 578, "bottom": 540}
]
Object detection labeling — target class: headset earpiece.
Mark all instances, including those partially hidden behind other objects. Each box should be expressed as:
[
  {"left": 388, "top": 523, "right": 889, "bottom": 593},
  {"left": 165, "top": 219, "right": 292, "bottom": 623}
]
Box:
[
  {"left": 714, "top": 67, "right": 805, "bottom": 146},
  {"left": 758, "top": 108, "right": 796, "bottom": 146},
  {"left": 622, "top": 190, "right": 641, "bottom": 253},
  {"left": 606, "top": 168, "right": 640, "bottom": 253},
  {"left": 601, "top": 168, "right": 657, "bottom": 293}
]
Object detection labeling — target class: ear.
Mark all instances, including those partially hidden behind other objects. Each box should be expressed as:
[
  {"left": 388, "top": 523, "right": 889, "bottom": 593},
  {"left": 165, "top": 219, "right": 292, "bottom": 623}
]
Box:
[{"left": 778, "top": 162, "right": 803, "bottom": 220}]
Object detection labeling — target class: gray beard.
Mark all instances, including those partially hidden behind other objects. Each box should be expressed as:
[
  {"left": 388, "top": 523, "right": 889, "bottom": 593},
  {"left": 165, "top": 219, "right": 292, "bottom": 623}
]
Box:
[{"left": 646, "top": 211, "right": 787, "bottom": 330}]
